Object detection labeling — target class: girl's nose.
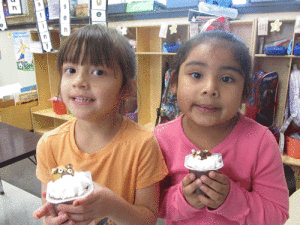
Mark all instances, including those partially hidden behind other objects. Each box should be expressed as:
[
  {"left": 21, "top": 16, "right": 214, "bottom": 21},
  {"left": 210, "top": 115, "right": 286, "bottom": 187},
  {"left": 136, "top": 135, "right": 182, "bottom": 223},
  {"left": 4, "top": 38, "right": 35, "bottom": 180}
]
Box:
[
  {"left": 72, "top": 72, "right": 89, "bottom": 89},
  {"left": 201, "top": 78, "right": 219, "bottom": 98}
]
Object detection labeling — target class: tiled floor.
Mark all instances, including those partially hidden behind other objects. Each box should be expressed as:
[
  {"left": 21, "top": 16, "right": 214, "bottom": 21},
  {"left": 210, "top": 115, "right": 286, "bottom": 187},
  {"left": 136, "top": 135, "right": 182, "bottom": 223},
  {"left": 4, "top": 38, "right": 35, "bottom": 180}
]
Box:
[
  {"left": 0, "top": 158, "right": 165, "bottom": 225},
  {"left": 0, "top": 181, "right": 42, "bottom": 225}
]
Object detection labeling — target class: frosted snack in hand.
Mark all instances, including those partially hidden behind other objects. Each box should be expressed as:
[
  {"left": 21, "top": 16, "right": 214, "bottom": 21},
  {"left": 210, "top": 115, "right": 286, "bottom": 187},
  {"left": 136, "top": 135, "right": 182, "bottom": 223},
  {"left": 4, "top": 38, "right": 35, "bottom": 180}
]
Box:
[
  {"left": 46, "top": 164, "right": 94, "bottom": 204},
  {"left": 185, "top": 149, "right": 223, "bottom": 171},
  {"left": 184, "top": 150, "right": 223, "bottom": 196}
]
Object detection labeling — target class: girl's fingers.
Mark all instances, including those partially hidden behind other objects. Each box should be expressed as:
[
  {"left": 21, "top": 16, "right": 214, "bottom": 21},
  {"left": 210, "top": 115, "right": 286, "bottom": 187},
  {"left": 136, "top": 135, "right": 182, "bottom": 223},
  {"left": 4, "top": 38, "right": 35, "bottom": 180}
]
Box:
[
  {"left": 200, "top": 175, "right": 228, "bottom": 195},
  {"left": 50, "top": 213, "right": 70, "bottom": 225},
  {"left": 209, "top": 172, "right": 229, "bottom": 185},
  {"left": 65, "top": 219, "right": 94, "bottom": 225},
  {"left": 184, "top": 179, "right": 203, "bottom": 196},
  {"left": 33, "top": 202, "right": 53, "bottom": 219},
  {"left": 182, "top": 173, "right": 196, "bottom": 188},
  {"left": 67, "top": 211, "right": 94, "bottom": 223}
]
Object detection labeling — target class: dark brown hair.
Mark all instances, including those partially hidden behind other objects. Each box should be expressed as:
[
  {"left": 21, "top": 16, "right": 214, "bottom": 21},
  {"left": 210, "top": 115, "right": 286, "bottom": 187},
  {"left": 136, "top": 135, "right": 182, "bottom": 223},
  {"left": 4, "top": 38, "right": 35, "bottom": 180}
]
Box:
[
  {"left": 57, "top": 24, "right": 136, "bottom": 88},
  {"left": 172, "top": 30, "right": 252, "bottom": 100}
]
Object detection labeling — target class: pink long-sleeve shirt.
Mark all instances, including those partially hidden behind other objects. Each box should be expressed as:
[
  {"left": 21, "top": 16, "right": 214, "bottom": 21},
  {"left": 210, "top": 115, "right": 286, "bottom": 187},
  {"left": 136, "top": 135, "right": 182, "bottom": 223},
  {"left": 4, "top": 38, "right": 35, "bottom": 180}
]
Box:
[{"left": 154, "top": 114, "right": 289, "bottom": 225}]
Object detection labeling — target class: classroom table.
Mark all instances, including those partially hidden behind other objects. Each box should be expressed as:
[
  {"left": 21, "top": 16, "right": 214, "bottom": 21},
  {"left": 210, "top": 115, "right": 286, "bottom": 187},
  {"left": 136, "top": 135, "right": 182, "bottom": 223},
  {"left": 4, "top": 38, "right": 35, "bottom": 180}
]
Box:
[
  {"left": 284, "top": 189, "right": 300, "bottom": 225},
  {"left": 0, "top": 122, "right": 41, "bottom": 195}
]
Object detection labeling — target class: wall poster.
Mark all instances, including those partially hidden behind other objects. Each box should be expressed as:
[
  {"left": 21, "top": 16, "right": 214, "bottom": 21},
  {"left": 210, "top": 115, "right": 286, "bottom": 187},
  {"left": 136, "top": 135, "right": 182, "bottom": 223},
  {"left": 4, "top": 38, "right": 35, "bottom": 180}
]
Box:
[{"left": 12, "top": 31, "right": 35, "bottom": 71}]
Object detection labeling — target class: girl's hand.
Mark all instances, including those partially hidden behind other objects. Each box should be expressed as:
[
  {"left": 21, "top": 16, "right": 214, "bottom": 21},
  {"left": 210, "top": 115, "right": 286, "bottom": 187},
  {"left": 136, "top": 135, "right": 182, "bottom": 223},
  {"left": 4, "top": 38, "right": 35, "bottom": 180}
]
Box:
[
  {"left": 197, "top": 171, "right": 230, "bottom": 209},
  {"left": 182, "top": 174, "right": 206, "bottom": 209},
  {"left": 56, "top": 182, "right": 113, "bottom": 225},
  {"left": 33, "top": 201, "right": 70, "bottom": 225}
]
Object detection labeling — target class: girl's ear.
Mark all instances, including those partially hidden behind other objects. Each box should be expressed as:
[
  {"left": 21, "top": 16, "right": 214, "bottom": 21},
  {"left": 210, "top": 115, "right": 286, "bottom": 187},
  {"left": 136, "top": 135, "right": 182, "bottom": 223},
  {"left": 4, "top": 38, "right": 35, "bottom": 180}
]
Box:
[
  {"left": 241, "top": 83, "right": 251, "bottom": 104},
  {"left": 121, "top": 79, "right": 136, "bottom": 100},
  {"left": 169, "top": 70, "right": 178, "bottom": 95}
]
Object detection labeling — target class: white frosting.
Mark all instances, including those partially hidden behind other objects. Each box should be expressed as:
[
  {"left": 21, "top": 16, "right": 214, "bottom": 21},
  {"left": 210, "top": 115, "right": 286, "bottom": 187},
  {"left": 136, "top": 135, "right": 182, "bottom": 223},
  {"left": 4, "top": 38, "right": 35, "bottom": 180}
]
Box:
[
  {"left": 184, "top": 153, "right": 223, "bottom": 171},
  {"left": 47, "top": 171, "right": 92, "bottom": 200}
]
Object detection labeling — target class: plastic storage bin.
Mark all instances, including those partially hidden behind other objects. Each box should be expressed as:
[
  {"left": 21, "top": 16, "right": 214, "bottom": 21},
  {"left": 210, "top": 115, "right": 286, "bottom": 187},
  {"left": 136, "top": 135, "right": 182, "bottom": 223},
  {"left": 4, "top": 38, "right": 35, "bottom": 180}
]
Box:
[
  {"left": 265, "top": 46, "right": 287, "bottom": 55},
  {"left": 285, "top": 136, "right": 300, "bottom": 159}
]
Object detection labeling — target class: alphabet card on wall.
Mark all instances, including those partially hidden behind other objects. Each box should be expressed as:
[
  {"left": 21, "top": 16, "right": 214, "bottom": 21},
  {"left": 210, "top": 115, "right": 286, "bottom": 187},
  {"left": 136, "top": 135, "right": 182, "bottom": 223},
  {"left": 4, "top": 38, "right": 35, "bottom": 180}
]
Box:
[
  {"left": 60, "top": 0, "right": 71, "bottom": 36},
  {"left": 7, "top": 0, "right": 22, "bottom": 15},
  {"left": 90, "top": 0, "right": 107, "bottom": 26},
  {"left": 0, "top": 1, "right": 7, "bottom": 31},
  {"left": 34, "top": 0, "right": 52, "bottom": 52}
]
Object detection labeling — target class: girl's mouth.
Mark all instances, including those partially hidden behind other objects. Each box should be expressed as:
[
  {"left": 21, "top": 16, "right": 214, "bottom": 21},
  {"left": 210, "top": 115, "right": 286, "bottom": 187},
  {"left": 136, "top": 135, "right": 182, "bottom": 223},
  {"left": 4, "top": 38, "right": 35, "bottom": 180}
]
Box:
[
  {"left": 73, "top": 97, "right": 94, "bottom": 103},
  {"left": 197, "top": 105, "right": 219, "bottom": 112}
]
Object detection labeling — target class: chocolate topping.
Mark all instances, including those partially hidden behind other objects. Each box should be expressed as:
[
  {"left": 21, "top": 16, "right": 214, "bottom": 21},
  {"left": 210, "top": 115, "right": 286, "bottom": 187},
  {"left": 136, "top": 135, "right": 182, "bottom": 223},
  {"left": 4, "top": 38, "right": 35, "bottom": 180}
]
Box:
[{"left": 191, "top": 149, "right": 212, "bottom": 160}]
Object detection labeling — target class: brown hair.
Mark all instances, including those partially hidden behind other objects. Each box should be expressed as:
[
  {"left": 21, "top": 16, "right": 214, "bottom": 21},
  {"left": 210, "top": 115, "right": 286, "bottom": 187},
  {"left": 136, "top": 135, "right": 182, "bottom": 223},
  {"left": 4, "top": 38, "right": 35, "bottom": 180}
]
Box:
[
  {"left": 57, "top": 24, "right": 136, "bottom": 90},
  {"left": 171, "top": 30, "right": 252, "bottom": 100}
]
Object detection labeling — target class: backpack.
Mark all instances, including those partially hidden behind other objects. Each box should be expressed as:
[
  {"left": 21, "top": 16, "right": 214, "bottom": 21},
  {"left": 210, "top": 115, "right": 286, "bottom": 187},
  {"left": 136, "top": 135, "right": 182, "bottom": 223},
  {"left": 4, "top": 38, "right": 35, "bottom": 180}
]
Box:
[
  {"left": 155, "top": 69, "right": 181, "bottom": 126},
  {"left": 279, "top": 64, "right": 300, "bottom": 153},
  {"left": 245, "top": 71, "right": 279, "bottom": 140}
]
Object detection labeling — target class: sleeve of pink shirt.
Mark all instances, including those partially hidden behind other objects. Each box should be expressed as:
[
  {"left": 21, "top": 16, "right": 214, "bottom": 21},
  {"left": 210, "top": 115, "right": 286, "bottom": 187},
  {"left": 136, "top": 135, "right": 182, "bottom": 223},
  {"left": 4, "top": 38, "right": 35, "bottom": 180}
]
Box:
[
  {"left": 207, "top": 129, "right": 289, "bottom": 224},
  {"left": 159, "top": 178, "right": 204, "bottom": 220}
]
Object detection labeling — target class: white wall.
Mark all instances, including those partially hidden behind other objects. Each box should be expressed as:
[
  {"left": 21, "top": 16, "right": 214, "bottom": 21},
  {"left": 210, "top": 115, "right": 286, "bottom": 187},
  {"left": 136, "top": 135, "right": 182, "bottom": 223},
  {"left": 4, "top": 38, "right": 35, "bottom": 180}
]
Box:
[{"left": 0, "top": 31, "right": 36, "bottom": 88}]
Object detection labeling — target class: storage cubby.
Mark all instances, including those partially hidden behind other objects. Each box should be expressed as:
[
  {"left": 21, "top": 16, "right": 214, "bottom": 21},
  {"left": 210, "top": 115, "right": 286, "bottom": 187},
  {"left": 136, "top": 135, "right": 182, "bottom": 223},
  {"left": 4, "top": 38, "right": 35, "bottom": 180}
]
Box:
[
  {"left": 251, "top": 18, "right": 300, "bottom": 166},
  {"left": 31, "top": 52, "right": 73, "bottom": 134},
  {"left": 136, "top": 26, "right": 162, "bottom": 53},
  {"left": 162, "top": 24, "right": 189, "bottom": 46},
  {"left": 252, "top": 19, "right": 298, "bottom": 127}
]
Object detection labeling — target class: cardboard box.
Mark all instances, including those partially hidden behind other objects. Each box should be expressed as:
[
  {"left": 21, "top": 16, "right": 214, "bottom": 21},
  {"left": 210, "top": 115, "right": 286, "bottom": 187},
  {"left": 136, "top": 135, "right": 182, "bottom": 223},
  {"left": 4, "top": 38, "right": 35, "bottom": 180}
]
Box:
[{"left": 18, "top": 90, "right": 38, "bottom": 102}]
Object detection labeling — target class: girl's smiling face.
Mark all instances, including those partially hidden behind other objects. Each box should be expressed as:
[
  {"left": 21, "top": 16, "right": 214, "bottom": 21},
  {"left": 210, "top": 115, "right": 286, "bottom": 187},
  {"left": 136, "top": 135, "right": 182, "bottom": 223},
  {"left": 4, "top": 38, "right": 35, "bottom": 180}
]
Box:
[
  {"left": 60, "top": 60, "right": 124, "bottom": 122},
  {"left": 176, "top": 41, "right": 247, "bottom": 130}
]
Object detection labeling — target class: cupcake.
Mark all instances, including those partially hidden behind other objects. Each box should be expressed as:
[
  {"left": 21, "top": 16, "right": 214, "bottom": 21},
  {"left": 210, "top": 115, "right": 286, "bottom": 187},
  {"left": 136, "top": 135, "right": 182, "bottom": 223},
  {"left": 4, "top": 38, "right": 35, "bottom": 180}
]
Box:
[
  {"left": 46, "top": 164, "right": 94, "bottom": 204},
  {"left": 184, "top": 150, "right": 223, "bottom": 196}
]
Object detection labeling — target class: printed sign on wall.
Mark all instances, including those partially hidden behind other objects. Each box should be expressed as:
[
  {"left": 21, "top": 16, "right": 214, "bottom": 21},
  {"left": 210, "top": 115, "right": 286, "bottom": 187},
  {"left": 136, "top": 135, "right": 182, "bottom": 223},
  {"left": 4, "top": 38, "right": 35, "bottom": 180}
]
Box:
[
  {"left": 60, "top": 0, "right": 71, "bottom": 36},
  {"left": 90, "top": 0, "right": 107, "bottom": 26},
  {"left": 0, "top": 1, "right": 7, "bottom": 30},
  {"left": 33, "top": 0, "right": 52, "bottom": 52},
  {"left": 7, "top": 0, "right": 22, "bottom": 15}
]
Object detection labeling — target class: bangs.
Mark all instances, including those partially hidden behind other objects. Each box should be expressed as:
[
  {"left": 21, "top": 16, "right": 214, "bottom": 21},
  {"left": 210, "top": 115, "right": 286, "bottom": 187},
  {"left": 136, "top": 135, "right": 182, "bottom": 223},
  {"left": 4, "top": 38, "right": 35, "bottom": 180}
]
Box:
[{"left": 58, "top": 27, "right": 116, "bottom": 69}]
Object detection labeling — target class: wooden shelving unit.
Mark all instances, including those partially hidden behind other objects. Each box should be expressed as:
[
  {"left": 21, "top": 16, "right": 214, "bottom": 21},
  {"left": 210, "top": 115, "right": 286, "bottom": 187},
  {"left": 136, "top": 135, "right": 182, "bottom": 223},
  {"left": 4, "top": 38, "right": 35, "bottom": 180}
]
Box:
[
  {"left": 30, "top": 20, "right": 256, "bottom": 132},
  {"left": 282, "top": 154, "right": 300, "bottom": 167},
  {"left": 30, "top": 52, "right": 72, "bottom": 134},
  {"left": 30, "top": 19, "right": 300, "bottom": 168},
  {"left": 252, "top": 19, "right": 300, "bottom": 128}
]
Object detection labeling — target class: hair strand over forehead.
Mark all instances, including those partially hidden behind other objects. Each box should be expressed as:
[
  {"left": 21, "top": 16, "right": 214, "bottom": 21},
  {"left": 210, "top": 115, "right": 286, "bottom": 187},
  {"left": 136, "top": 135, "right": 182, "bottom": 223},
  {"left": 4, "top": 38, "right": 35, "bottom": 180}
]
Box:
[
  {"left": 57, "top": 24, "right": 136, "bottom": 87},
  {"left": 172, "top": 30, "right": 252, "bottom": 100}
]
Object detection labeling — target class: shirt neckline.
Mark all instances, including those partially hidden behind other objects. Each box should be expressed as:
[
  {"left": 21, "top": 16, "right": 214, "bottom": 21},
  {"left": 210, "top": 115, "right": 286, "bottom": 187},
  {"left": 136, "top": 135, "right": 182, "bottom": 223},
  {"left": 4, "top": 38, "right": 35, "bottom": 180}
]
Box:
[
  {"left": 69, "top": 117, "right": 129, "bottom": 157},
  {"left": 177, "top": 113, "right": 244, "bottom": 153}
]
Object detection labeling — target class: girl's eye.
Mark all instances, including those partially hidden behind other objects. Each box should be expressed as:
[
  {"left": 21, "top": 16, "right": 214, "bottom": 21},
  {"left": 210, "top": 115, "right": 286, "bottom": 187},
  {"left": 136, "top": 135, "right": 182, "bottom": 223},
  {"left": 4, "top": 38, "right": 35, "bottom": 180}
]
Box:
[
  {"left": 190, "top": 72, "right": 202, "bottom": 79},
  {"left": 93, "top": 70, "right": 104, "bottom": 76},
  {"left": 221, "top": 76, "right": 234, "bottom": 83},
  {"left": 65, "top": 68, "right": 76, "bottom": 74}
]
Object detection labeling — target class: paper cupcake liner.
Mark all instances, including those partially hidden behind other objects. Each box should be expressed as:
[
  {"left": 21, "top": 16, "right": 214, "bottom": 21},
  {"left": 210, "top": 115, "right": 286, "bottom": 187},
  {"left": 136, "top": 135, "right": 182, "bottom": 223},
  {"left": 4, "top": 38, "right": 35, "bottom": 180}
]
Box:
[
  {"left": 46, "top": 172, "right": 94, "bottom": 204},
  {"left": 184, "top": 153, "right": 224, "bottom": 172}
]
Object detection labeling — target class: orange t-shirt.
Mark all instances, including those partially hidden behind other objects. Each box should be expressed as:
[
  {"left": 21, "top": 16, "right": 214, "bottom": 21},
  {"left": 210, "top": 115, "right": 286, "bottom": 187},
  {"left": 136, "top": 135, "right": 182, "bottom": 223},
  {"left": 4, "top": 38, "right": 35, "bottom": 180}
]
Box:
[{"left": 36, "top": 117, "right": 168, "bottom": 222}]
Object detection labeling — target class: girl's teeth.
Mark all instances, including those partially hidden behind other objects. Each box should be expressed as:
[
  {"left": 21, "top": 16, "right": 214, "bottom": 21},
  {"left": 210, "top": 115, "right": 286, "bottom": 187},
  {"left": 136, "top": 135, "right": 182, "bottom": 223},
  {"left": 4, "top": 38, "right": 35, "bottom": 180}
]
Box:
[{"left": 74, "top": 97, "right": 92, "bottom": 103}]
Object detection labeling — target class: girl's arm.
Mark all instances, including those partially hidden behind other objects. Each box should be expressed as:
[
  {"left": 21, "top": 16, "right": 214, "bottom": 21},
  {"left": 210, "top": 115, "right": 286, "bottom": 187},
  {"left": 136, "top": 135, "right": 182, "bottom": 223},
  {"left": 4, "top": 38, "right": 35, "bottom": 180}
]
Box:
[
  {"left": 206, "top": 130, "right": 289, "bottom": 224},
  {"left": 105, "top": 182, "right": 159, "bottom": 224},
  {"left": 159, "top": 175, "right": 204, "bottom": 220},
  {"left": 56, "top": 182, "right": 159, "bottom": 225}
]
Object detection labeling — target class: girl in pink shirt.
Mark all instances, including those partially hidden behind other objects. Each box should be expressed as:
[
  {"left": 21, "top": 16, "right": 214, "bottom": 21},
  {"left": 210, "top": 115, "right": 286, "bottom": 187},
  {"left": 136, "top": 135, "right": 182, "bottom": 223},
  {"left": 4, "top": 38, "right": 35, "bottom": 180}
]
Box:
[{"left": 154, "top": 31, "right": 289, "bottom": 224}]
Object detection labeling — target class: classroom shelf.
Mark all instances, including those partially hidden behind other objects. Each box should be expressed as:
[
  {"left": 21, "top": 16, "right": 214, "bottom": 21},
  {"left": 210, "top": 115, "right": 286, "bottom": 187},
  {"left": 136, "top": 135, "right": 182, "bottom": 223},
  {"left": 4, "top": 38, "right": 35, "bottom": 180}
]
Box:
[
  {"left": 282, "top": 154, "right": 300, "bottom": 167},
  {"left": 32, "top": 108, "right": 73, "bottom": 121}
]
